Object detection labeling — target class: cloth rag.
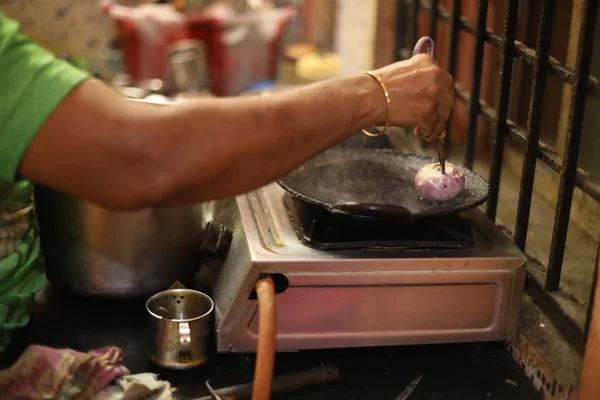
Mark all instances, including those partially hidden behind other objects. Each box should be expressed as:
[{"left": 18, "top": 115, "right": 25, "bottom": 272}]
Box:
[
  {"left": 93, "top": 373, "right": 175, "bottom": 400},
  {"left": 0, "top": 344, "right": 130, "bottom": 400}
]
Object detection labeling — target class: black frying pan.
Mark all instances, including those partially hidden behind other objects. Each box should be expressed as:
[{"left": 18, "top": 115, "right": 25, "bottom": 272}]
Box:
[{"left": 277, "top": 148, "right": 489, "bottom": 225}]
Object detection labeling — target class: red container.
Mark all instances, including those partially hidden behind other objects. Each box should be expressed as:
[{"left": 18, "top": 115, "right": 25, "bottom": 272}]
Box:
[{"left": 102, "top": 1, "right": 294, "bottom": 96}]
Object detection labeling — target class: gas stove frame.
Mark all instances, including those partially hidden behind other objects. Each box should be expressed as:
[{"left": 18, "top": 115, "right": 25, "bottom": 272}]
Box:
[{"left": 199, "top": 184, "right": 527, "bottom": 353}]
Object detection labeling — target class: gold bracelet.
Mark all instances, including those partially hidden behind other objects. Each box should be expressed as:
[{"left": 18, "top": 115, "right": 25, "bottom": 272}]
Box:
[{"left": 360, "top": 70, "right": 392, "bottom": 137}]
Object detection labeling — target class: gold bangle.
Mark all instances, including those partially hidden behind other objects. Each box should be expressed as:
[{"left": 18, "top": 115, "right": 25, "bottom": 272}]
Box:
[{"left": 360, "top": 70, "right": 392, "bottom": 137}]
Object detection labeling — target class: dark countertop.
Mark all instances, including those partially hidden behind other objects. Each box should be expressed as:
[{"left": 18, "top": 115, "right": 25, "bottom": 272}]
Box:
[{"left": 1, "top": 283, "right": 542, "bottom": 400}]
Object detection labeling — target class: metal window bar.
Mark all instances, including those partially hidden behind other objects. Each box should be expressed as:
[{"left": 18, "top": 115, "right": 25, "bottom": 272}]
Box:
[
  {"left": 412, "top": 1, "right": 420, "bottom": 53},
  {"left": 547, "top": 0, "right": 600, "bottom": 290},
  {"left": 487, "top": 0, "right": 518, "bottom": 222},
  {"left": 428, "top": 0, "right": 438, "bottom": 40},
  {"left": 514, "top": 0, "right": 555, "bottom": 251},
  {"left": 396, "top": 0, "right": 600, "bottom": 310},
  {"left": 584, "top": 241, "right": 600, "bottom": 339},
  {"left": 464, "top": 0, "right": 488, "bottom": 170},
  {"left": 418, "top": 1, "right": 600, "bottom": 97},
  {"left": 443, "top": 0, "right": 460, "bottom": 153}
]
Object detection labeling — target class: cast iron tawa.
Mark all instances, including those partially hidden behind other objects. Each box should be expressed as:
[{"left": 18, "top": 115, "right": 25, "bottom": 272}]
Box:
[{"left": 277, "top": 148, "right": 490, "bottom": 224}]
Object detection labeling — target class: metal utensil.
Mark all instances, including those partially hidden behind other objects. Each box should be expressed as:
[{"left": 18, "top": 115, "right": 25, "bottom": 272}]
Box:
[
  {"left": 395, "top": 374, "right": 423, "bottom": 400},
  {"left": 195, "top": 366, "right": 339, "bottom": 400},
  {"left": 437, "top": 139, "right": 446, "bottom": 174},
  {"left": 412, "top": 36, "right": 446, "bottom": 174},
  {"left": 146, "top": 282, "right": 214, "bottom": 370},
  {"left": 169, "top": 40, "right": 207, "bottom": 93}
]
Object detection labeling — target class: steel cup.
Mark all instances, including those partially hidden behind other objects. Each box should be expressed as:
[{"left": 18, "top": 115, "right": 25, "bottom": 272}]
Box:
[{"left": 146, "top": 282, "right": 214, "bottom": 369}]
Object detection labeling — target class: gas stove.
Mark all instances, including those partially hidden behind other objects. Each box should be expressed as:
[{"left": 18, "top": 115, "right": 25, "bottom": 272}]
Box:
[{"left": 197, "top": 183, "right": 526, "bottom": 353}]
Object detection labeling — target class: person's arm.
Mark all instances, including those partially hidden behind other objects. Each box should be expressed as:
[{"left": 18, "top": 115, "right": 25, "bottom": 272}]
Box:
[
  {"left": 20, "top": 76, "right": 381, "bottom": 210},
  {"left": 20, "top": 54, "right": 453, "bottom": 211},
  {"left": 0, "top": 18, "right": 453, "bottom": 211}
]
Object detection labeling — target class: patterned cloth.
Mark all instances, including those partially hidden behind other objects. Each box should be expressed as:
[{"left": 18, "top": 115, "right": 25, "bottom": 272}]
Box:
[
  {"left": 0, "top": 345, "right": 130, "bottom": 400},
  {"left": 0, "top": 181, "right": 34, "bottom": 259},
  {"left": 0, "top": 181, "right": 44, "bottom": 354}
]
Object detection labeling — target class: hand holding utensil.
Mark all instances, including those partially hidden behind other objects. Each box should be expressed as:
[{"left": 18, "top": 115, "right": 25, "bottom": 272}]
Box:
[
  {"left": 358, "top": 41, "right": 454, "bottom": 139},
  {"left": 412, "top": 36, "right": 446, "bottom": 174}
]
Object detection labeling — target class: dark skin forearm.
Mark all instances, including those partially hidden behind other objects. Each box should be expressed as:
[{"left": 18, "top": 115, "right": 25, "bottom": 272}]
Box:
[
  {"left": 20, "top": 76, "right": 381, "bottom": 210},
  {"left": 146, "top": 76, "right": 383, "bottom": 207}
]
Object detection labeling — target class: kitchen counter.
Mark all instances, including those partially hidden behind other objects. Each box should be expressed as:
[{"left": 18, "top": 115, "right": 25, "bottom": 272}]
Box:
[{"left": 1, "top": 283, "right": 542, "bottom": 400}]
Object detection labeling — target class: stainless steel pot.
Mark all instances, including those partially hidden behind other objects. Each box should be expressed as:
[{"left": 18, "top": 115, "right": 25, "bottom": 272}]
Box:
[
  {"left": 34, "top": 96, "right": 205, "bottom": 298},
  {"left": 35, "top": 185, "right": 205, "bottom": 298}
]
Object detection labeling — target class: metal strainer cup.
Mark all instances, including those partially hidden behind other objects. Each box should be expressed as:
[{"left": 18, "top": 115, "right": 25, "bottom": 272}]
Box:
[{"left": 146, "top": 281, "right": 214, "bottom": 369}]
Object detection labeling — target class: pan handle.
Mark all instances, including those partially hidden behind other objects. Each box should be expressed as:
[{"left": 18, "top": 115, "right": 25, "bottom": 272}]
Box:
[
  {"left": 412, "top": 36, "right": 435, "bottom": 57},
  {"left": 330, "top": 202, "right": 413, "bottom": 224}
]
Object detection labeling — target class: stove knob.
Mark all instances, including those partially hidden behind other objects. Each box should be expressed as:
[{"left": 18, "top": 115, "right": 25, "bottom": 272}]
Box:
[{"left": 200, "top": 221, "right": 232, "bottom": 256}]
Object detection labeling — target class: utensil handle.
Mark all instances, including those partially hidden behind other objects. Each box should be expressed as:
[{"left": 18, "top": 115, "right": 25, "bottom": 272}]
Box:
[
  {"left": 196, "top": 366, "right": 340, "bottom": 400},
  {"left": 437, "top": 139, "right": 446, "bottom": 174},
  {"left": 412, "top": 36, "right": 435, "bottom": 57},
  {"left": 178, "top": 322, "right": 192, "bottom": 363}
]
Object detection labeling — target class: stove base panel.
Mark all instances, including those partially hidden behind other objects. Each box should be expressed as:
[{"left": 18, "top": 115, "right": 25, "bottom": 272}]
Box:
[{"left": 216, "top": 266, "right": 525, "bottom": 353}]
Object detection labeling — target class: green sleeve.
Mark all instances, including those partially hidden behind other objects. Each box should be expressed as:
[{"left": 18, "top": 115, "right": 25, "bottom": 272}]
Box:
[{"left": 0, "top": 12, "right": 90, "bottom": 183}]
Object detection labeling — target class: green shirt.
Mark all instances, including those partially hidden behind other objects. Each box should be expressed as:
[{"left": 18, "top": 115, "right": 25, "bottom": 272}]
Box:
[{"left": 0, "top": 12, "right": 89, "bottom": 353}]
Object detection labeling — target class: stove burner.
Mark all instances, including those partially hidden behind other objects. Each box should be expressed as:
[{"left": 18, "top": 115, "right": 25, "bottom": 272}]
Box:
[{"left": 284, "top": 195, "right": 474, "bottom": 251}]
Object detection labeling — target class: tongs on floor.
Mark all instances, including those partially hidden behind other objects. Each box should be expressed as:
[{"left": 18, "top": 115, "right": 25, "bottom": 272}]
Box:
[
  {"left": 412, "top": 36, "right": 446, "bottom": 175},
  {"left": 199, "top": 366, "right": 339, "bottom": 400}
]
